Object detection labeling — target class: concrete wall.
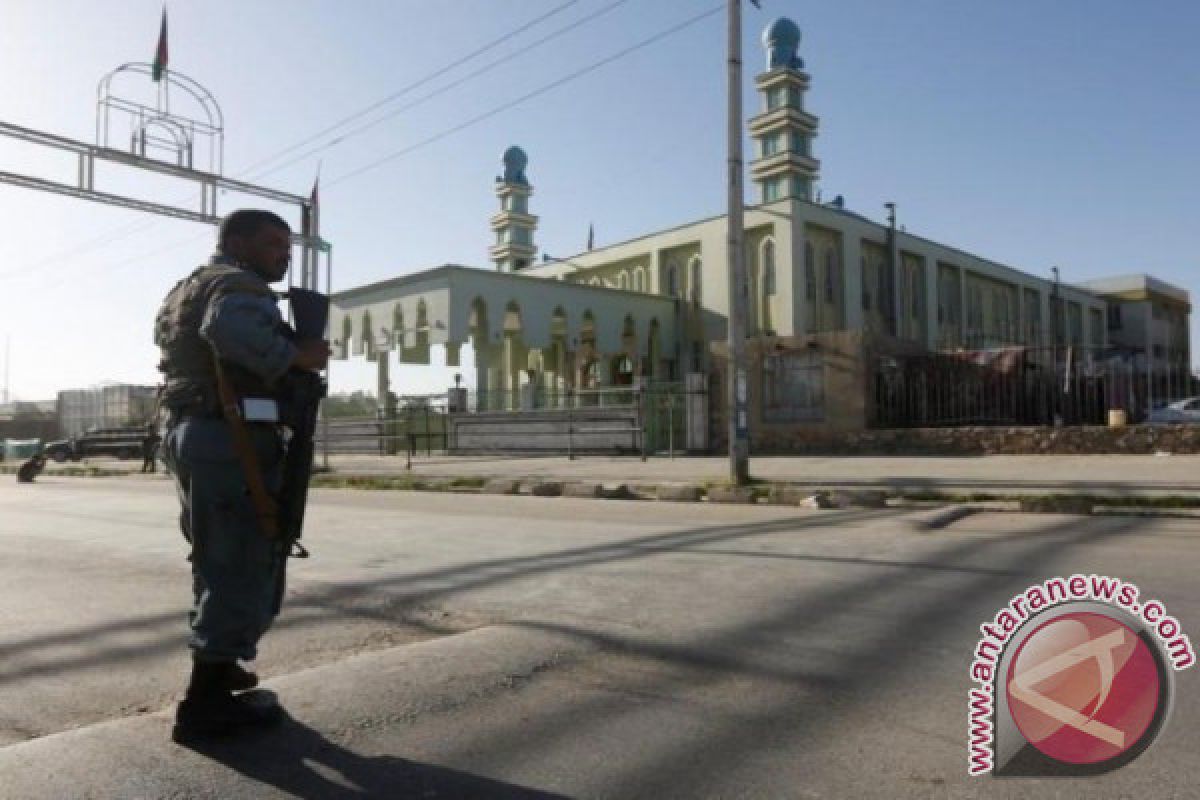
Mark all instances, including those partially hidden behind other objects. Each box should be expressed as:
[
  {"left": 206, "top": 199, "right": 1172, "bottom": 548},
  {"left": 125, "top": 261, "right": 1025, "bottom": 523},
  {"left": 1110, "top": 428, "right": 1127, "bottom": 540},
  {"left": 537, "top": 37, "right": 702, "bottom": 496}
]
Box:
[
  {"left": 741, "top": 424, "right": 1200, "bottom": 456},
  {"left": 708, "top": 330, "right": 925, "bottom": 449},
  {"left": 448, "top": 407, "right": 642, "bottom": 453}
]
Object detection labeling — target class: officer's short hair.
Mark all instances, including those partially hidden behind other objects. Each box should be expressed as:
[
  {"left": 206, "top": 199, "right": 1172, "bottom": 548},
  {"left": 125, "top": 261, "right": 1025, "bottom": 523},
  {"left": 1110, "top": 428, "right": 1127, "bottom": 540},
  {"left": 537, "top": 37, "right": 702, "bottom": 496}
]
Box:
[{"left": 218, "top": 210, "right": 291, "bottom": 250}]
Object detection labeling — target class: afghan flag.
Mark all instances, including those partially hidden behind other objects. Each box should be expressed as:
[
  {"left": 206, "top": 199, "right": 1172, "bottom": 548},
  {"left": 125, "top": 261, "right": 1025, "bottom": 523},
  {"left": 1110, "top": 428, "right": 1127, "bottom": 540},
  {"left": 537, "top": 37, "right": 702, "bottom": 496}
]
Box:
[
  {"left": 302, "top": 173, "right": 319, "bottom": 237},
  {"left": 152, "top": 9, "right": 168, "bottom": 82}
]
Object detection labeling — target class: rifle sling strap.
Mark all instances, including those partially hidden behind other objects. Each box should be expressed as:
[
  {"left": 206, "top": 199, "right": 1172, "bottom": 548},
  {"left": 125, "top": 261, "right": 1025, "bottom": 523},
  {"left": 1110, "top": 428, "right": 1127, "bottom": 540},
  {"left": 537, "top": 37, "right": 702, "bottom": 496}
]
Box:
[{"left": 212, "top": 355, "right": 280, "bottom": 539}]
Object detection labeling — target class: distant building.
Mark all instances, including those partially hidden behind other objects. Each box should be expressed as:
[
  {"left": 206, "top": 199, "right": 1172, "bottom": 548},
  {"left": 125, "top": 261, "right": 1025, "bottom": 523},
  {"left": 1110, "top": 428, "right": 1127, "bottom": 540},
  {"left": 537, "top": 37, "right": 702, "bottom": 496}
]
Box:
[
  {"left": 57, "top": 384, "right": 158, "bottom": 436},
  {"left": 331, "top": 17, "right": 1189, "bottom": 442},
  {"left": 0, "top": 400, "right": 57, "bottom": 417},
  {"left": 0, "top": 399, "right": 59, "bottom": 442},
  {"left": 1078, "top": 274, "right": 1192, "bottom": 404}
]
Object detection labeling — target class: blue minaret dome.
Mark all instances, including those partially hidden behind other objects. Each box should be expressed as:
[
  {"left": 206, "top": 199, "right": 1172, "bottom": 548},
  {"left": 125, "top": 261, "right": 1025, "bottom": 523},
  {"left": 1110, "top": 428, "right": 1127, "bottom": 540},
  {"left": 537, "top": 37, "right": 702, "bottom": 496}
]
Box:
[
  {"left": 490, "top": 145, "right": 536, "bottom": 271},
  {"left": 501, "top": 145, "right": 529, "bottom": 185},
  {"left": 763, "top": 17, "right": 803, "bottom": 70},
  {"left": 749, "top": 16, "right": 819, "bottom": 202}
]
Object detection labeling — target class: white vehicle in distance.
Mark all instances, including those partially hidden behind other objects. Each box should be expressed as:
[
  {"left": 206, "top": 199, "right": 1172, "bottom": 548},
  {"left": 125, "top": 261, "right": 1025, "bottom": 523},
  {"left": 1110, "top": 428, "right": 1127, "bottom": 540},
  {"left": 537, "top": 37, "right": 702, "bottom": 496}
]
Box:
[{"left": 1146, "top": 397, "right": 1200, "bottom": 424}]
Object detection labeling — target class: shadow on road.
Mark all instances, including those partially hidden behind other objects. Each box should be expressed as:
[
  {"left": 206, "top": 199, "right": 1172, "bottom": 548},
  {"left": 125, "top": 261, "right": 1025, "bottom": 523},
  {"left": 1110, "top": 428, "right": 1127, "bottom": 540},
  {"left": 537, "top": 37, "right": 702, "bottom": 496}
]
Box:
[
  {"left": 0, "top": 509, "right": 892, "bottom": 686},
  {"left": 428, "top": 514, "right": 1148, "bottom": 797},
  {"left": 1, "top": 502, "right": 1175, "bottom": 797},
  {"left": 177, "top": 698, "right": 568, "bottom": 799}
]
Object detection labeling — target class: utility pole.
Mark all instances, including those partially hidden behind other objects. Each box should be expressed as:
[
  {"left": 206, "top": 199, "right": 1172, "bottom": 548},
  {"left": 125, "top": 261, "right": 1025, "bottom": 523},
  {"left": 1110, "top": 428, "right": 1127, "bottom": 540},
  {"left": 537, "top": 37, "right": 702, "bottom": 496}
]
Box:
[
  {"left": 726, "top": 0, "right": 750, "bottom": 485},
  {"left": 1050, "top": 266, "right": 1061, "bottom": 425},
  {"left": 885, "top": 202, "right": 897, "bottom": 336}
]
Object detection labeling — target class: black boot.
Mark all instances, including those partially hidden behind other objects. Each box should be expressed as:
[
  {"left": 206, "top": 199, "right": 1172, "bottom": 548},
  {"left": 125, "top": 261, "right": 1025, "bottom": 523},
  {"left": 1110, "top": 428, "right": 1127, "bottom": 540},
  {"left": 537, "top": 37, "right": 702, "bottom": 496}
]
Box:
[
  {"left": 218, "top": 662, "right": 259, "bottom": 692},
  {"left": 172, "top": 660, "right": 282, "bottom": 744}
]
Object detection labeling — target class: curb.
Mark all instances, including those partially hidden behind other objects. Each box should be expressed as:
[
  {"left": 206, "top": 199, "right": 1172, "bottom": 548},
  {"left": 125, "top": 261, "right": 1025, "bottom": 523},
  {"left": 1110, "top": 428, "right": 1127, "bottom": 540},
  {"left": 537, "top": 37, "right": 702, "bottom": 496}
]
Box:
[
  {"left": 0, "top": 625, "right": 591, "bottom": 799},
  {"left": 906, "top": 505, "right": 981, "bottom": 531},
  {"left": 11, "top": 466, "right": 1200, "bottom": 516}
]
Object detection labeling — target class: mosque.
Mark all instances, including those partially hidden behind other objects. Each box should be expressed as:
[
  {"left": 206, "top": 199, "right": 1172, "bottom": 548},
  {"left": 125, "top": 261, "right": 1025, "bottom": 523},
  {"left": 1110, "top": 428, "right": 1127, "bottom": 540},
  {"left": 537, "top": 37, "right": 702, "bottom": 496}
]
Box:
[{"left": 330, "top": 17, "right": 1189, "bottom": 450}]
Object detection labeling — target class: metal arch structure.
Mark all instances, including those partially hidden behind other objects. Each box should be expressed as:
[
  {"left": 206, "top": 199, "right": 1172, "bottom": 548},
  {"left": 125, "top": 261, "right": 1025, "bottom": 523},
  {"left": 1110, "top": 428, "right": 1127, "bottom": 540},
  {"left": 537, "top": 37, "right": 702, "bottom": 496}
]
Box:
[
  {"left": 97, "top": 62, "right": 224, "bottom": 173},
  {"left": 0, "top": 64, "right": 329, "bottom": 293}
]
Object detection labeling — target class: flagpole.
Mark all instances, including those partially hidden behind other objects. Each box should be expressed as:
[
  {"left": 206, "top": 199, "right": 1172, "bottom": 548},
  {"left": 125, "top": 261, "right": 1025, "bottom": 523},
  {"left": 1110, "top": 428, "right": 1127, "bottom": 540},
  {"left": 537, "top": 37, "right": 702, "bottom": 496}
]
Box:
[
  {"left": 310, "top": 183, "right": 320, "bottom": 290},
  {"left": 3, "top": 335, "right": 10, "bottom": 405},
  {"left": 155, "top": 7, "right": 169, "bottom": 114},
  {"left": 322, "top": 243, "right": 333, "bottom": 471}
]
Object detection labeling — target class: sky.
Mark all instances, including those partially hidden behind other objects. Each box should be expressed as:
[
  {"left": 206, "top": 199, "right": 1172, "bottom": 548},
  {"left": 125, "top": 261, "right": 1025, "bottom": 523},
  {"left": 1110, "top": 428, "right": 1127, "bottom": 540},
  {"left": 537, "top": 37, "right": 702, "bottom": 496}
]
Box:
[{"left": 1, "top": 0, "right": 1197, "bottom": 402}]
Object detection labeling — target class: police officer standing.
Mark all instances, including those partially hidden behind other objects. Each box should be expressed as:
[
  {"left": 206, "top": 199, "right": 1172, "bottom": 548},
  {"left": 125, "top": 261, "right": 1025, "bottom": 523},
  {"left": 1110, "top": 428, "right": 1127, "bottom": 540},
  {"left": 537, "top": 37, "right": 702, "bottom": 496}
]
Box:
[
  {"left": 155, "top": 209, "right": 329, "bottom": 742},
  {"left": 140, "top": 425, "right": 161, "bottom": 473}
]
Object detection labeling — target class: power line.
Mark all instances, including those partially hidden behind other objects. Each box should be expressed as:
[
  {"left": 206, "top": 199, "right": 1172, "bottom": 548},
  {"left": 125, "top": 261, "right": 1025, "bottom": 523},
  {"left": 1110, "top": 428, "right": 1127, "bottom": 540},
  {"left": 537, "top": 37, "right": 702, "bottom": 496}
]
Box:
[
  {"left": 4, "top": 2, "right": 723, "bottom": 288},
  {"left": 0, "top": 0, "right": 586, "bottom": 281},
  {"left": 328, "top": 3, "right": 723, "bottom": 189},
  {"left": 234, "top": 0, "right": 586, "bottom": 179},
  {"left": 241, "top": 0, "right": 632, "bottom": 185},
  {"left": 5, "top": 230, "right": 211, "bottom": 290}
]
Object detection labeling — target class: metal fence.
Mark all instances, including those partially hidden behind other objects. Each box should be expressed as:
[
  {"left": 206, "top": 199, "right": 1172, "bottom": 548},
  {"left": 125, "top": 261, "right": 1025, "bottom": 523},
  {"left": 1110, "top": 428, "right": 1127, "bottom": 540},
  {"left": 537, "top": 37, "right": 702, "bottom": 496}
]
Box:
[
  {"left": 316, "top": 393, "right": 451, "bottom": 457},
  {"left": 466, "top": 382, "right": 701, "bottom": 455},
  {"left": 466, "top": 386, "right": 639, "bottom": 413},
  {"left": 871, "top": 346, "right": 1196, "bottom": 428},
  {"left": 317, "top": 382, "right": 706, "bottom": 458}
]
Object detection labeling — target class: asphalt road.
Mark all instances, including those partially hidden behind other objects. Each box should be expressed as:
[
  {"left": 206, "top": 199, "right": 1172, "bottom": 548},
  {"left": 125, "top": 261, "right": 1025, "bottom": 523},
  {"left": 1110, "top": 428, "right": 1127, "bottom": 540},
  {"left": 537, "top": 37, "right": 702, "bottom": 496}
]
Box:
[{"left": 0, "top": 476, "right": 1196, "bottom": 798}]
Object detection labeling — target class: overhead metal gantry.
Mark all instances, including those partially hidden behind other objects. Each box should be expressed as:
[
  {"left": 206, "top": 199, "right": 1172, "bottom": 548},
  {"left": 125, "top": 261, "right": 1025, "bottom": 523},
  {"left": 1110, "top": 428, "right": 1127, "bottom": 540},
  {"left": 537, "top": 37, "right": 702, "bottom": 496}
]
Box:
[{"left": 0, "top": 62, "right": 329, "bottom": 292}]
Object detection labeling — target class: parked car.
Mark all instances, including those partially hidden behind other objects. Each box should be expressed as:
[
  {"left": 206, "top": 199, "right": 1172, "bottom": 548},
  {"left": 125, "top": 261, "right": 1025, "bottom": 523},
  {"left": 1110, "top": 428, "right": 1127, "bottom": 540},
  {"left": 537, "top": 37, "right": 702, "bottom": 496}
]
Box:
[
  {"left": 2, "top": 438, "right": 43, "bottom": 462},
  {"left": 1146, "top": 397, "right": 1200, "bottom": 424},
  {"left": 43, "top": 427, "right": 149, "bottom": 462}
]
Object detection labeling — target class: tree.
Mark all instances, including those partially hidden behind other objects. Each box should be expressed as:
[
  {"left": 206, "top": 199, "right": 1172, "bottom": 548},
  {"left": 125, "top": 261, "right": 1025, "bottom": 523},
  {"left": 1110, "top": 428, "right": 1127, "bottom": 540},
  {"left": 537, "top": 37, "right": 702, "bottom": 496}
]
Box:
[{"left": 321, "top": 391, "right": 377, "bottom": 418}]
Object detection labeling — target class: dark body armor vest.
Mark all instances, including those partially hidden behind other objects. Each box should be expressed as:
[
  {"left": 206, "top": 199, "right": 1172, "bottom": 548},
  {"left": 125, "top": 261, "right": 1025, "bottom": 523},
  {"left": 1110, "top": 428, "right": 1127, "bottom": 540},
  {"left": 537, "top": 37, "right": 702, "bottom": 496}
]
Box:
[{"left": 154, "top": 262, "right": 282, "bottom": 411}]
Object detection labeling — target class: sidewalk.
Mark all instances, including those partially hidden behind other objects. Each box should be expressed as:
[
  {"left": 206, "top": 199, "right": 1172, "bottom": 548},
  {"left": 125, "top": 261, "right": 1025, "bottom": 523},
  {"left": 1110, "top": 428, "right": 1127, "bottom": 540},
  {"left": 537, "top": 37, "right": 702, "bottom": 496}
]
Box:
[
  {"left": 0, "top": 625, "right": 586, "bottom": 799},
  {"left": 9, "top": 452, "right": 1200, "bottom": 498},
  {"left": 324, "top": 452, "right": 1200, "bottom": 497}
]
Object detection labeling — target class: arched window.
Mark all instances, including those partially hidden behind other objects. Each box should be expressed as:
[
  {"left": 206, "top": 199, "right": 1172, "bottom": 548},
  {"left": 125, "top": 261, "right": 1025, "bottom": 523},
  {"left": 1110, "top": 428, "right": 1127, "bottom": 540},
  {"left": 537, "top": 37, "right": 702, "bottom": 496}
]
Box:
[
  {"left": 341, "top": 316, "right": 353, "bottom": 357},
  {"left": 762, "top": 240, "right": 776, "bottom": 296},
  {"left": 877, "top": 260, "right": 888, "bottom": 318},
  {"left": 612, "top": 355, "right": 634, "bottom": 386},
  {"left": 582, "top": 359, "right": 600, "bottom": 389},
  {"left": 393, "top": 306, "right": 405, "bottom": 348},
  {"left": 617, "top": 271, "right": 629, "bottom": 290},
  {"left": 360, "top": 311, "right": 373, "bottom": 356},
  {"left": 633, "top": 267, "right": 646, "bottom": 292},
  {"left": 689, "top": 258, "right": 702, "bottom": 306},
  {"left": 861, "top": 256, "right": 871, "bottom": 311},
  {"left": 666, "top": 263, "right": 679, "bottom": 297},
  {"left": 824, "top": 248, "right": 838, "bottom": 304},
  {"left": 760, "top": 239, "right": 775, "bottom": 332},
  {"left": 804, "top": 243, "right": 816, "bottom": 301}
]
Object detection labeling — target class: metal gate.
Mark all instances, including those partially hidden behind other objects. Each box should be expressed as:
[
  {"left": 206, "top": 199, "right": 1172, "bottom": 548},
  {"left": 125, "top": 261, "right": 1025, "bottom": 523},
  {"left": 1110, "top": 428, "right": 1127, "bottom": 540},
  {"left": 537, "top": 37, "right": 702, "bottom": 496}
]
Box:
[{"left": 640, "top": 376, "right": 708, "bottom": 454}]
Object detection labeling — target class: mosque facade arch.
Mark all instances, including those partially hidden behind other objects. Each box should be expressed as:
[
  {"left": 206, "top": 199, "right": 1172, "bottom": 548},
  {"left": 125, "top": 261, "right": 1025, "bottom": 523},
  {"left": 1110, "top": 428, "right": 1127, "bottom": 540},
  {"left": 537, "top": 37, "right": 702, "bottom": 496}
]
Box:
[{"left": 330, "top": 15, "right": 1125, "bottom": 442}]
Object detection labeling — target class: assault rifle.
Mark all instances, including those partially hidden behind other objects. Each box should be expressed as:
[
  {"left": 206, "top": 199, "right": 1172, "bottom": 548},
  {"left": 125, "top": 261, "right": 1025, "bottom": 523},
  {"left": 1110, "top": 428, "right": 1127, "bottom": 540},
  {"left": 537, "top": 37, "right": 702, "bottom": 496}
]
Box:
[{"left": 273, "top": 287, "right": 329, "bottom": 611}]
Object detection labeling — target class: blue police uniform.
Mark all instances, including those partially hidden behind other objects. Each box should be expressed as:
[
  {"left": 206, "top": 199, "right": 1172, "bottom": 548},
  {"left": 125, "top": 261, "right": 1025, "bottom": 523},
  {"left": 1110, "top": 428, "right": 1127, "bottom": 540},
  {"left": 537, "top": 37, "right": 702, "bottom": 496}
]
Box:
[{"left": 160, "top": 254, "right": 297, "bottom": 664}]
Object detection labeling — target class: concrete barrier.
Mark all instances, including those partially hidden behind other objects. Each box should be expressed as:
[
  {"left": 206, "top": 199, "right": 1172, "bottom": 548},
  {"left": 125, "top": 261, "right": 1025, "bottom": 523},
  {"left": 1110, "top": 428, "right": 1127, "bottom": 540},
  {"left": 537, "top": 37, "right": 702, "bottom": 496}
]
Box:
[
  {"left": 483, "top": 478, "right": 521, "bottom": 495},
  {"left": 828, "top": 489, "right": 888, "bottom": 509},
  {"left": 656, "top": 484, "right": 704, "bottom": 502},
  {"left": 707, "top": 487, "right": 757, "bottom": 504},
  {"left": 563, "top": 482, "right": 603, "bottom": 498},
  {"left": 767, "top": 487, "right": 831, "bottom": 508}
]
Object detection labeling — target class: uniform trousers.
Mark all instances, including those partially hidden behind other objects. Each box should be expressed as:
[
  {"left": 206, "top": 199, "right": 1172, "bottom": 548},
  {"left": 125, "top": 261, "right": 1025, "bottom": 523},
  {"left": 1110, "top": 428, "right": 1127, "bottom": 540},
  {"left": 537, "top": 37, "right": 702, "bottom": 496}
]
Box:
[{"left": 163, "top": 415, "right": 286, "bottom": 663}]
